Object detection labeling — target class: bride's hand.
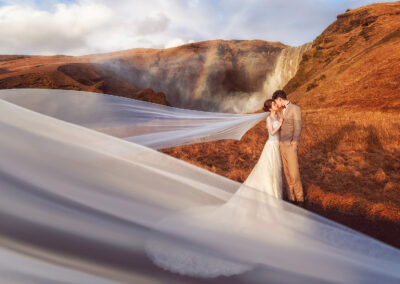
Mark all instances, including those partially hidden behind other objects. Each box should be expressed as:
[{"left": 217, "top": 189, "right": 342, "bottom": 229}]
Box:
[{"left": 278, "top": 117, "right": 283, "bottom": 125}]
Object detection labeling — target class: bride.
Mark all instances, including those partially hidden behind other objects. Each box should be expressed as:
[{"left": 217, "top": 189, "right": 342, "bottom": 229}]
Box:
[
  {"left": 145, "top": 99, "right": 285, "bottom": 277},
  {"left": 243, "top": 99, "right": 283, "bottom": 199}
]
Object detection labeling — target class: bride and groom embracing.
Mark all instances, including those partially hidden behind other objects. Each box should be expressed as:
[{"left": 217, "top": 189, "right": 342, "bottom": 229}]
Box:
[
  {"left": 145, "top": 90, "right": 304, "bottom": 277},
  {"left": 145, "top": 90, "right": 306, "bottom": 277},
  {"left": 145, "top": 90, "right": 400, "bottom": 280},
  {"left": 244, "top": 89, "right": 304, "bottom": 206}
]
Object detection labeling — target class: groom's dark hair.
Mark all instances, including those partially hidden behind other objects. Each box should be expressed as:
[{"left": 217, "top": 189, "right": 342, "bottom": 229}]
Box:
[{"left": 272, "top": 90, "right": 287, "bottom": 100}]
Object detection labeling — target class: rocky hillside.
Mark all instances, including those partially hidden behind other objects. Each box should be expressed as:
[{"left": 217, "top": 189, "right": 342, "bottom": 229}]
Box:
[
  {"left": 285, "top": 1, "right": 400, "bottom": 111},
  {"left": 0, "top": 55, "right": 169, "bottom": 105},
  {"left": 162, "top": 2, "right": 400, "bottom": 249},
  {"left": 279, "top": 2, "right": 400, "bottom": 247}
]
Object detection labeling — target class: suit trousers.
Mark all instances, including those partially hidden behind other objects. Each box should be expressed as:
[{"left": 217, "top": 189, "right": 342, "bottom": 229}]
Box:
[{"left": 279, "top": 142, "right": 304, "bottom": 202}]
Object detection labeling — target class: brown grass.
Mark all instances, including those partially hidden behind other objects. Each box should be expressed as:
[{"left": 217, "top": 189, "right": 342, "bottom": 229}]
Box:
[
  {"left": 161, "top": 108, "right": 400, "bottom": 248},
  {"left": 286, "top": 2, "right": 400, "bottom": 112},
  {"left": 299, "top": 108, "right": 400, "bottom": 244}
]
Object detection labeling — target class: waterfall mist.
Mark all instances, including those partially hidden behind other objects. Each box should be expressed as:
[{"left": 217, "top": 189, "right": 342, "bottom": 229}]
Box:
[
  {"left": 92, "top": 41, "right": 311, "bottom": 114},
  {"left": 262, "top": 43, "right": 312, "bottom": 100}
]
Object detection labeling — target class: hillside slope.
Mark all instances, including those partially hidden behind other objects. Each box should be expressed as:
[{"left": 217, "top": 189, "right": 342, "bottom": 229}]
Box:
[
  {"left": 280, "top": 2, "right": 400, "bottom": 247},
  {"left": 0, "top": 55, "right": 168, "bottom": 105},
  {"left": 161, "top": 2, "right": 400, "bottom": 248},
  {"left": 285, "top": 1, "right": 400, "bottom": 111}
]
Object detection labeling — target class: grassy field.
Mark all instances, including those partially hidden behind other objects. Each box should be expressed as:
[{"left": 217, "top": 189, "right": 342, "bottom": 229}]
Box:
[
  {"left": 300, "top": 108, "right": 400, "bottom": 246},
  {"left": 161, "top": 108, "right": 400, "bottom": 248}
]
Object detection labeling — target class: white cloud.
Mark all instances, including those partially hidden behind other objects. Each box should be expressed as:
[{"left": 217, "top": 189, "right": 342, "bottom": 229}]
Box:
[
  {"left": 165, "top": 38, "right": 186, "bottom": 49},
  {"left": 0, "top": 2, "right": 113, "bottom": 54},
  {"left": 164, "top": 38, "right": 194, "bottom": 49},
  {"left": 0, "top": 0, "right": 397, "bottom": 55},
  {"left": 135, "top": 11, "right": 170, "bottom": 36}
]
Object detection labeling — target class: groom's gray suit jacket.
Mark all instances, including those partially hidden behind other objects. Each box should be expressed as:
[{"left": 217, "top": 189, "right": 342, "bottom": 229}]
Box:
[{"left": 280, "top": 103, "right": 302, "bottom": 144}]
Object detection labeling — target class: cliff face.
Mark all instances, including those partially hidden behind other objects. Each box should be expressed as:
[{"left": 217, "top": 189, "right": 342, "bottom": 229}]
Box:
[
  {"left": 285, "top": 2, "right": 400, "bottom": 111},
  {"left": 90, "top": 40, "right": 290, "bottom": 113},
  {"left": 0, "top": 40, "right": 314, "bottom": 112}
]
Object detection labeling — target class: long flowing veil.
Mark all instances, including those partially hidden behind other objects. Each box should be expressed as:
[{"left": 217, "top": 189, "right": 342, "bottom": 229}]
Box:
[
  {"left": 0, "top": 89, "right": 399, "bottom": 284},
  {"left": 0, "top": 89, "right": 268, "bottom": 149}
]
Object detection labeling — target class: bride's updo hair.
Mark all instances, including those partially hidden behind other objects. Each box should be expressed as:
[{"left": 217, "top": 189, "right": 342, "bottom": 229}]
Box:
[{"left": 263, "top": 99, "right": 274, "bottom": 112}]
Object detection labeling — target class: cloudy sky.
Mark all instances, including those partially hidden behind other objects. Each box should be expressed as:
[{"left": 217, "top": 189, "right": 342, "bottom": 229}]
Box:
[{"left": 0, "top": 0, "right": 395, "bottom": 55}]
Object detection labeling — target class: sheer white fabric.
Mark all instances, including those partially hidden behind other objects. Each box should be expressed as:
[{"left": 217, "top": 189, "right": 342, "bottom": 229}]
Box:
[
  {"left": 145, "top": 118, "right": 283, "bottom": 276},
  {"left": 0, "top": 89, "right": 268, "bottom": 149},
  {"left": 0, "top": 89, "right": 399, "bottom": 283}
]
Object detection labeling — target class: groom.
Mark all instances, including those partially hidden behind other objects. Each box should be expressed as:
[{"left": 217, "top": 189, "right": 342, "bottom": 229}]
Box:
[{"left": 272, "top": 90, "right": 304, "bottom": 206}]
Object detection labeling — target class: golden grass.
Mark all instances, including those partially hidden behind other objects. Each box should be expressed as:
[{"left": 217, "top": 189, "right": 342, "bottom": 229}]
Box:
[
  {"left": 300, "top": 108, "right": 400, "bottom": 211},
  {"left": 300, "top": 108, "right": 400, "bottom": 152},
  {"left": 296, "top": 108, "right": 400, "bottom": 245},
  {"left": 160, "top": 108, "right": 400, "bottom": 247}
]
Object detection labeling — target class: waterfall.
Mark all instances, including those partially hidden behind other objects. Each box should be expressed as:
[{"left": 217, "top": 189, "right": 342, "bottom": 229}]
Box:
[
  {"left": 218, "top": 42, "right": 312, "bottom": 113},
  {"left": 226, "top": 42, "right": 312, "bottom": 113},
  {"left": 263, "top": 42, "right": 312, "bottom": 99},
  {"left": 102, "top": 42, "right": 311, "bottom": 114}
]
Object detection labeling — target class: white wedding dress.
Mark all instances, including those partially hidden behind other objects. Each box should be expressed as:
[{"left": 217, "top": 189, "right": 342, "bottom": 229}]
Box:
[
  {"left": 145, "top": 117, "right": 283, "bottom": 277},
  {"left": 242, "top": 117, "right": 282, "bottom": 199}
]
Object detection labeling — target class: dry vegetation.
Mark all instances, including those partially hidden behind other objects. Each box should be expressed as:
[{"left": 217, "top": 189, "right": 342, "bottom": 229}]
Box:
[
  {"left": 286, "top": 2, "right": 400, "bottom": 246},
  {"left": 162, "top": 108, "right": 400, "bottom": 247},
  {"left": 161, "top": 2, "right": 400, "bottom": 248},
  {"left": 286, "top": 2, "right": 400, "bottom": 111},
  {"left": 300, "top": 109, "right": 400, "bottom": 246}
]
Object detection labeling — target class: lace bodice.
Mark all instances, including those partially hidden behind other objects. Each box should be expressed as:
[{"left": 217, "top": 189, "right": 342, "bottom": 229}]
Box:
[{"left": 267, "top": 119, "right": 280, "bottom": 142}]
